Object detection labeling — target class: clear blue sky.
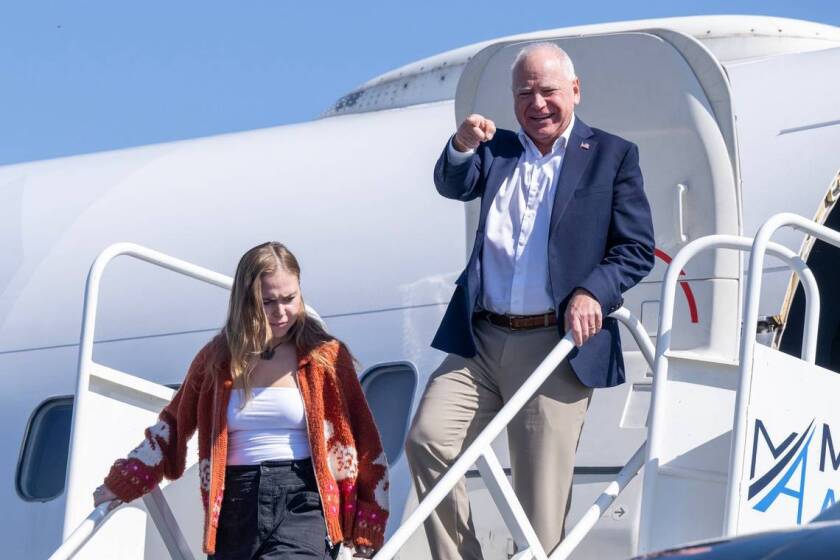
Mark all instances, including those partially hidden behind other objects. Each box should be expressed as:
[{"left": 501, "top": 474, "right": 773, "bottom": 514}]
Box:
[{"left": 1, "top": 1, "right": 837, "bottom": 166}]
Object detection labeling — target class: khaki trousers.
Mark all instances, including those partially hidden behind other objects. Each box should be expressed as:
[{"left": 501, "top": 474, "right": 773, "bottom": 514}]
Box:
[{"left": 405, "top": 319, "right": 593, "bottom": 560}]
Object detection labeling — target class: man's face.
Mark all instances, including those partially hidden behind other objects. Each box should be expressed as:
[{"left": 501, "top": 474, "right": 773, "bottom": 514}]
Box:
[{"left": 513, "top": 50, "right": 580, "bottom": 154}]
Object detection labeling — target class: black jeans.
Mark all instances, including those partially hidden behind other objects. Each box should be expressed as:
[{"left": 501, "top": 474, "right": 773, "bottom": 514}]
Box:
[{"left": 210, "top": 458, "right": 339, "bottom": 560}]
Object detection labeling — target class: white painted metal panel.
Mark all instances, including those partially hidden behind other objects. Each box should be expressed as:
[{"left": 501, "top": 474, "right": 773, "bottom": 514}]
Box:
[
  {"left": 64, "top": 363, "right": 203, "bottom": 559},
  {"left": 641, "top": 354, "right": 739, "bottom": 551},
  {"left": 328, "top": 16, "right": 840, "bottom": 118},
  {"left": 727, "top": 47, "right": 840, "bottom": 314},
  {"left": 734, "top": 344, "right": 840, "bottom": 533},
  {"left": 0, "top": 101, "right": 462, "bottom": 354}
]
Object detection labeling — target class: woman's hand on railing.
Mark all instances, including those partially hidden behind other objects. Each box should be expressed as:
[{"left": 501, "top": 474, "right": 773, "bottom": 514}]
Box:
[
  {"left": 354, "top": 545, "right": 375, "bottom": 558},
  {"left": 93, "top": 484, "right": 122, "bottom": 511}
]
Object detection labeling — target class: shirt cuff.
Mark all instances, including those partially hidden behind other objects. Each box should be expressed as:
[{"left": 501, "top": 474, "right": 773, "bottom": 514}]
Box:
[{"left": 447, "top": 137, "right": 475, "bottom": 163}]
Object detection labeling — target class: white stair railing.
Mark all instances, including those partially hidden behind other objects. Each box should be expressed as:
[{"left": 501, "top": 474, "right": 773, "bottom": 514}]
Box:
[
  {"left": 59, "top": 221, "right": 829, "bottom": 559},
  {"left": 141, "top": 487, "right": 199, "bottom": 560},
  {"left": 725, "top": 214, "right": 840, "bottom": 535},
  {"left": 551, "top": 443, "right": 646, "bottom": 560},
  {"left": 50, "top": 486, "right": 195, "bottom": 560},
  {"left": 638, "top": 232, "right": 820, "bottom": 552},
  {"left": 49, "top": 503, "right": 116, "bottom": 560},
  {"left": 375, "top": 307, "right": 656, "bottom": 560},
  {"left": 57, "top": 243, "right": 234, "bottom": 560}
]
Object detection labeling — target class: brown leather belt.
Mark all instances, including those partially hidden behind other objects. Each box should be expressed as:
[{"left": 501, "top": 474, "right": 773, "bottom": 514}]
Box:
[{"left": 477, "top": 310, "right": 557, "bottom": 330}]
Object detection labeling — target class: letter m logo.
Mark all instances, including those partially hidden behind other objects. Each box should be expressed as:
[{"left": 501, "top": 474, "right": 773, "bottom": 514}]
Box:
[
  {"left": 750, "top": 419, "right": 797, "bottom": 480},
  {"left": 748, "top": 418, "right": 815, "bottom": 500},
  {"left": 821, "top": 423, "right": 840, "bottom": 472}
]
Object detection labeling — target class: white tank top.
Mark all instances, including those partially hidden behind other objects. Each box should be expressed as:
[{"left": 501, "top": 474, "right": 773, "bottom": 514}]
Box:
[{"left": 226, "top": 386, "right": 311, "bottom": 465}]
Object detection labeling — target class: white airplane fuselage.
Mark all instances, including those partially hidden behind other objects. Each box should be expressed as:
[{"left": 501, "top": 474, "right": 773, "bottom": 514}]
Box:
[{"left": 3, "top": 14, "right": 840, "bottom": 559}]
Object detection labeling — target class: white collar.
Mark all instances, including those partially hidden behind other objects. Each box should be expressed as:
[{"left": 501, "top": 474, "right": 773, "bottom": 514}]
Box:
[{"left": 518, "top": 113, "right": 576, "bottom": 158}]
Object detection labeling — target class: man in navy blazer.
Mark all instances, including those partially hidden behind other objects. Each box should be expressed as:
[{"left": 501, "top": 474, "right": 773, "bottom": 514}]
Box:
[
  {"left": 406, "top": 43, "right": 654, "bottom": 558},
  {"left": 430, "top": 94, "right": 654, "bottom": 390}
]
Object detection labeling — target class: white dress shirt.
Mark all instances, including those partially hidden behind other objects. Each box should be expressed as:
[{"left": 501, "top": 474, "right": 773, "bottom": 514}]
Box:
[{"left": 447, "top": 115, "right": 575, "bottom": 315}]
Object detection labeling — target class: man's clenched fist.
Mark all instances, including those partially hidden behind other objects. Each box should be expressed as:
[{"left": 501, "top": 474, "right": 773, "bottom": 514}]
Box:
[{"left": 453, "top": 114, "right": 496, "bottom": 152}]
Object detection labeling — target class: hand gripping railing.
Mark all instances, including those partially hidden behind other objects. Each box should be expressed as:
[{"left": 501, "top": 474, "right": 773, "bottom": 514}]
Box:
[
  {"left": 724, "top": 213, "right": 840, "bottom": 536},
  {"left": 374, "top": 307, "right": 656, "bottom": 560},
  {"left": 51, "top": 486, "right": 197, "bottom": 560},
  {"left": 637, "top": 232, "right": 820, "bottom": 553},
  {"left": 56, "top": 243, "right": 233, "bottom": 560}
]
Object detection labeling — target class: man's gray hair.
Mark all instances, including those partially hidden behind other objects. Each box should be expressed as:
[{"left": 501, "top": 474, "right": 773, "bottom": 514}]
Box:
[{"left": 511, "top": 42, "right": 576, "bottom": 80}]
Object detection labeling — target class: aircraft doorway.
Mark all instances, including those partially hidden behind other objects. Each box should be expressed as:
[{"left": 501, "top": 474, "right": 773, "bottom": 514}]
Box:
[{"left": 778, "top": 171, "right": 840, "bottom": 371}]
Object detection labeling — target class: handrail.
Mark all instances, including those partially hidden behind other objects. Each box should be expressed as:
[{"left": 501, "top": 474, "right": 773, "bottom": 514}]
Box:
[
  {"left": 60, "top": 243, "right": 232, "bottom": 558},
  {"left": 142, "top": 486, "right": 197, "bottom": 559},
  {"left": 550, "top": 443, "right": 646, "bottom": 560},
  {"left": 724, "top": 214, "right": 840, "bottom": 535},
  {"left": 550, "top": 307, "right": 653, "bottom": 560},
  {"left": 374, "top": 307, "right": 656, "bottom": 560},
  {"left": 48, "top": 502, "right": 117, "bottom": 560},
  {"left": 638, "top": 233, "right": 820, "bottom": 552}
]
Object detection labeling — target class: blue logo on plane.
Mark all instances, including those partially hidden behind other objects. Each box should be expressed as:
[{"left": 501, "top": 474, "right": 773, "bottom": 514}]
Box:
[
  {"left": 748, "top": 418, "right": 840, "bottom": 523},
  {"left": 749, "top": 419, "right": 815, "bottom": 523}
]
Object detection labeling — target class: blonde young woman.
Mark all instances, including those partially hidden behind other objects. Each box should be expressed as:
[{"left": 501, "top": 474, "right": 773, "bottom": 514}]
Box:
[{"left": 93, "top": 242, "right": 389, "bottom": 559}]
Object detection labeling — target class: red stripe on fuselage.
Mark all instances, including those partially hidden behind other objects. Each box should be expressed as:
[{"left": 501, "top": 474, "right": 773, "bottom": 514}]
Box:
[{"left": 654, "top": 248, "right": 700, "bottom": 324}]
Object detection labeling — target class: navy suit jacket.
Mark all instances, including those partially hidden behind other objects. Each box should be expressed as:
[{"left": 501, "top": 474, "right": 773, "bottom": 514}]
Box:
[{"left": 431, "top": 118, "right": 655, "bottom": 388}]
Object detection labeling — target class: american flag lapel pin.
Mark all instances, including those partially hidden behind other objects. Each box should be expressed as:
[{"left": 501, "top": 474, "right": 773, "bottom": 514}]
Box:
[{"left": 580, "top": 141, "right": 590, "bottom": 150}]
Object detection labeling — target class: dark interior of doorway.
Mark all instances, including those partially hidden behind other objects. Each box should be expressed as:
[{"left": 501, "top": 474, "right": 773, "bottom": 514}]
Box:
[{"left": 779, "top": 208, "right": 840, "bottom": 372}]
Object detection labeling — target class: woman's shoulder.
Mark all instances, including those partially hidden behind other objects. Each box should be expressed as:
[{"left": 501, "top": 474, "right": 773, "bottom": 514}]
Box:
[
  {"left": 186, "top": 334, "right": 229, "bottom": 383},
  {"left": 305, "top": 337, "right": 342, "bottom": 360},
  {"left": 195, "top": 334, "right": 227, "bottom": 363},
  {"left": 304, "top": 337, "right": 358, "bottom": 370}
]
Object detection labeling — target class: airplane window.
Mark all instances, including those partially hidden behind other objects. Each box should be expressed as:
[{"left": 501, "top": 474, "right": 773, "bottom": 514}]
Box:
[
  {"left": 15, "top": 382, "right": 181, "bottom": 502},
  {"left": 16, "top": 396, "right": 73, "bottom": 502},
  {"left": 360, "top": 362, "right": 418, "bottom": 464}
]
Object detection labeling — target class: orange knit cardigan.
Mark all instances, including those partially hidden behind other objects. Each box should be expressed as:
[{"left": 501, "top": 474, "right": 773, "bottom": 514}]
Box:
[{"left": 104, "top": 337, "right": 389, "bottom": 554}]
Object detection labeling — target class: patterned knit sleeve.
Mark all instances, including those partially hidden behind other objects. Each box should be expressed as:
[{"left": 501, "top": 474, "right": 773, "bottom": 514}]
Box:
[
  {"left": 335, "top": 342, "right": 390, "bottom": 551},
  {"left": 103, "top": 345, "right": 208, "bottom": 503}
]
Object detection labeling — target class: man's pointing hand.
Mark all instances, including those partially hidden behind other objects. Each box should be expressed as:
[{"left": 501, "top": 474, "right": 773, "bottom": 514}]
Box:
[{"left": 453, "top": 114, "right": 496, "bottom": 152}]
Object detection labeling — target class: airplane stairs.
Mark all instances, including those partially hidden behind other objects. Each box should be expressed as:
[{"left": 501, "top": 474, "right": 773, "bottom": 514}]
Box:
[
  {"left": 50, "top": 213, "right": 840, "bottom": 559},
  {"left": 375, "top": 212, "right": 840, "bottom": 560},
  {"left": 638, "top": 214, "right": 840, "bottom": 554}
]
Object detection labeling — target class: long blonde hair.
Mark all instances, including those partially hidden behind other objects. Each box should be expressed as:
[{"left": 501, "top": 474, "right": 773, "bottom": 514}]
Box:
[{"left": 217, "top": 242, "right": 334, "bottom": 397}]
